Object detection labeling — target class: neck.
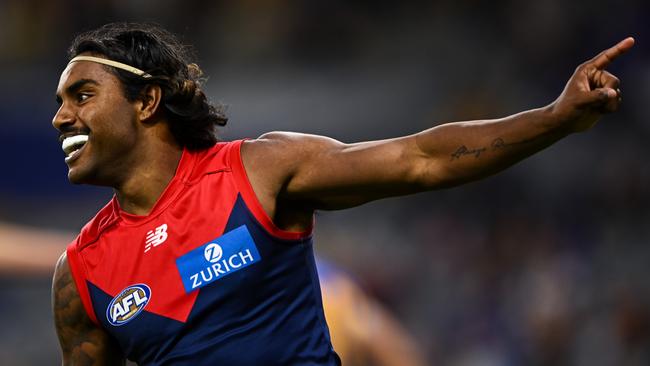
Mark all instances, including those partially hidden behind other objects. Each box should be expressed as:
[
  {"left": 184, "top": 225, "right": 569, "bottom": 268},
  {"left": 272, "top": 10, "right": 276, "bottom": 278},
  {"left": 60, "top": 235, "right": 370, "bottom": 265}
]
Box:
[{"left": 115, "top": 142, "right": 183, "bottom": 216}]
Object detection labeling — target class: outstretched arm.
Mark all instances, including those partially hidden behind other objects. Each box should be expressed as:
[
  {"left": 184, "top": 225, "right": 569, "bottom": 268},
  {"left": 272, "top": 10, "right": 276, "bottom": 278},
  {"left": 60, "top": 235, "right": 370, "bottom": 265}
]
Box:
[
  {"left": 52, "top": 253, "right": 126, "bottom": 366},
  {"left": 243, "top": 38, "right": 634, "bottom": 217}
]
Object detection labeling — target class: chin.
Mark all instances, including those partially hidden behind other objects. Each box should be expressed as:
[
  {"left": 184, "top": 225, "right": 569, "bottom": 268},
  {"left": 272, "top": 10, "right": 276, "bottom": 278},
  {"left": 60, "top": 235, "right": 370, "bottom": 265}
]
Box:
[
  {"left": 67, "top": 164, "right": 97, "bottom": 185},
  {"left": 67, "top": 169, "right": 88, "bottom": 185},
  {"left": 68, "top": 164, "right": 114, "bottom": 187}
]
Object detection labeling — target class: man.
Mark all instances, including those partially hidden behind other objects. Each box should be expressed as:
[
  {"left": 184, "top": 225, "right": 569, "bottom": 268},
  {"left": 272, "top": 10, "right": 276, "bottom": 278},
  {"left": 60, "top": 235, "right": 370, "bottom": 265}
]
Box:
[{"left": 51, "top": 22, "right": 633, "bottom": 365}]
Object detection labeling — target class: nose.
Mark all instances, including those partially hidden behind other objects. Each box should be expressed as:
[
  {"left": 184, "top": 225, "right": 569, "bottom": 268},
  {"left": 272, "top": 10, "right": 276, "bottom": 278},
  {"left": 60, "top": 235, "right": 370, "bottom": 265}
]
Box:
[{"left": 52, "top": 102, "right": 75, "bottom": 131}]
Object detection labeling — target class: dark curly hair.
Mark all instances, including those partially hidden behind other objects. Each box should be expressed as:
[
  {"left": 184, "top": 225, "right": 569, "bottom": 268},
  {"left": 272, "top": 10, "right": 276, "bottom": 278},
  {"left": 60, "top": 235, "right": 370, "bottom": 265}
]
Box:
[{"left": 68, "top": 22, "right": 227, "bottom": 150}]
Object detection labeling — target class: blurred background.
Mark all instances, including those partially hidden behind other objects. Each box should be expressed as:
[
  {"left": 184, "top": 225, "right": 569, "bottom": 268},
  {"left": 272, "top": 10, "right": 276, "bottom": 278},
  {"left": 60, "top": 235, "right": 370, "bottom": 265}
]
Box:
[{"left": 1, "top": 0, "right": 650, "bottom": 365}]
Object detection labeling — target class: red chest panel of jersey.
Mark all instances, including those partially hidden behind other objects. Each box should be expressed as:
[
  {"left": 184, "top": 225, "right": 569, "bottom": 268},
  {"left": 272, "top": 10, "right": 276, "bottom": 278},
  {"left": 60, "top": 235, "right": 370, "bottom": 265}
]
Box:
[{"left": 68, "top": 141, "right": 251, "bottom": 324}]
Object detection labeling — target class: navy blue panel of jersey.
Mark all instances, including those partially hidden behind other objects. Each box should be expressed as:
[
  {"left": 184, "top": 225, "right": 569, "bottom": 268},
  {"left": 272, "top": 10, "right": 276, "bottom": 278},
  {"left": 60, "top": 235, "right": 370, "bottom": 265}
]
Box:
[
  {"left": 89, "top": 194, "right": 341, "bottom": 366},
  {"left": 166, "top": 195, "right": 340, "bottom": 365}
]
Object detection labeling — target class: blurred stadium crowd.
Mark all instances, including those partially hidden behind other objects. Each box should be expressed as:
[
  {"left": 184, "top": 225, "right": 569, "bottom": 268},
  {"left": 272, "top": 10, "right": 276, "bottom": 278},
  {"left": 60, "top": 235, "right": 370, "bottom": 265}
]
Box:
[{"left": 1, "top": 0, "right": 649, "bottom": 365}]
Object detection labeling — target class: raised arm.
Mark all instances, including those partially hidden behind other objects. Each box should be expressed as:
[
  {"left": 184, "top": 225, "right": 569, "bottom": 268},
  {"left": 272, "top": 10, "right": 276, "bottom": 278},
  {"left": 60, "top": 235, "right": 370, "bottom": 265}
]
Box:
[
  {"left": 242, "top": 38, "right": 634, "bottom": 219},
  {"left": 52, "top": 253, "right": 125, "bottom": 366}
]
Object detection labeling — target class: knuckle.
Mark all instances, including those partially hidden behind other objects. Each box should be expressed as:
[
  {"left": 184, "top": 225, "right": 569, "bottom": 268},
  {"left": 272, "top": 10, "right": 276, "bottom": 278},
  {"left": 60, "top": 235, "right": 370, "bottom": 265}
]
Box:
[{"left": 575, "top": 63, "right": 587, "bottom": 72}]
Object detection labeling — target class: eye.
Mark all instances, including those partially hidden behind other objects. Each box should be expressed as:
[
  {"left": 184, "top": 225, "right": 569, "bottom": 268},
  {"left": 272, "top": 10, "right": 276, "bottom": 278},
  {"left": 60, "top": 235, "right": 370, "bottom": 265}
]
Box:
[{"left": 76, "top": 92, "right": 92, "bottom": 103}]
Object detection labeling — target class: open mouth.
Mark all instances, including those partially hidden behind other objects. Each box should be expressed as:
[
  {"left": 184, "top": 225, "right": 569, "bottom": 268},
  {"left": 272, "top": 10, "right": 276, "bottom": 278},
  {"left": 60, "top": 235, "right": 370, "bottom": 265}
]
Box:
[{"left": 62, "top": 135, "right": 89, "bottom": 163}]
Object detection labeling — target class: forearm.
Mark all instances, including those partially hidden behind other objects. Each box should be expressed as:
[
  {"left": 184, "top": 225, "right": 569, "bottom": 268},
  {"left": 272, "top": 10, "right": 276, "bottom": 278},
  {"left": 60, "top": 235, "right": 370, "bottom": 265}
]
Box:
[{"left": 413, "top": 105, "right": 570, "bottom": 188}]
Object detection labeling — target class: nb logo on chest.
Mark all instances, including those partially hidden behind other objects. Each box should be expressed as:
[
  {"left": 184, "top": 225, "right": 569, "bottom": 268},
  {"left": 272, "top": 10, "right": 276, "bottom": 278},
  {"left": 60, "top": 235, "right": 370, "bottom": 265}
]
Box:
[{"left": 144, "top": 224, "right": 168, "bottom": 253}]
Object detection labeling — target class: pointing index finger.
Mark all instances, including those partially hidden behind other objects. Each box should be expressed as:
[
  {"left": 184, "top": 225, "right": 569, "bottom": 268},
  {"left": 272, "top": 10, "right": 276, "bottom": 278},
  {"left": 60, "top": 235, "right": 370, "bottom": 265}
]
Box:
[{"left": 589, "top": 37, "right": 635, "bottom": 70}]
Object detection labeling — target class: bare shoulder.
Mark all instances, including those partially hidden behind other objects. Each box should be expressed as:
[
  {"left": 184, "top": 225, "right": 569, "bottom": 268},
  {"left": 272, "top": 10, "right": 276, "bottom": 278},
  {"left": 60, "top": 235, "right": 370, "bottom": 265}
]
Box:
[
  {"left": 238, "top": 132, "right": 345, "bottom": 223},
  {"left": 52, "top": 252, "right": 80, "bottom": 331},
  {"left": 52, "top": 252, "right": 125, "bottom": 365},
  {"left": 240, "top": 131, "right": 344, "bottom": 192},
  {"left": 243, "top": 131, "right": 344, "bottom": 164}
]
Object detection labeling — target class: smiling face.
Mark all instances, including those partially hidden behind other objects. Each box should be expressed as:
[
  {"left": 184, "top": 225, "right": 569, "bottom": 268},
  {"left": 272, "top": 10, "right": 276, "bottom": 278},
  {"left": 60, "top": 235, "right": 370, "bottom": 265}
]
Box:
[{"left": 53, "top": 57, "right": 143, "bottom": 186}]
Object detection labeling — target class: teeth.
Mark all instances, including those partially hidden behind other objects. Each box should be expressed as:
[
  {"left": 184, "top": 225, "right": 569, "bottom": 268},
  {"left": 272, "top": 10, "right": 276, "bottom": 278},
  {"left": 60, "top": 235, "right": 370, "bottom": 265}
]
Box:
[{"left": 62, "top": 135, "right": 88, "bottom": 155}]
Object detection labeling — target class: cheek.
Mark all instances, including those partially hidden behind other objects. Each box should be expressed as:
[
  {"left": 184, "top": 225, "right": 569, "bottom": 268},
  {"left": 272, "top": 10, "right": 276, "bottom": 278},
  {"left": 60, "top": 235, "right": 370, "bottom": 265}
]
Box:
[
  {"left": 90, "top": 96, "right": 138, "bottom": 132},
  {"left": 86, "top": 106, "right": 139, "bottom": 152}
]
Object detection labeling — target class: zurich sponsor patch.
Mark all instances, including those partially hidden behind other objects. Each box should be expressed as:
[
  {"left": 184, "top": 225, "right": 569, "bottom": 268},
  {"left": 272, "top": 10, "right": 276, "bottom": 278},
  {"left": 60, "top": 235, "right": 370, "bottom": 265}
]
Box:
[
  {"left": 176, "top": 225, "right": 261, "bottom": 293},
  {"left": 106, "top": 284, "right": 151, "bottom": 326}
]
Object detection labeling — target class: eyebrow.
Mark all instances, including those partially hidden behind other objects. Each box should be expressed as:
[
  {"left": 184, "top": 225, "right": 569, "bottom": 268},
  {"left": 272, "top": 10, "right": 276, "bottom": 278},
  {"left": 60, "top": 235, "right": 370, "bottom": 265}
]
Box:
[{"left": 55, "top": 78, "right": 99, "bottom": 104}]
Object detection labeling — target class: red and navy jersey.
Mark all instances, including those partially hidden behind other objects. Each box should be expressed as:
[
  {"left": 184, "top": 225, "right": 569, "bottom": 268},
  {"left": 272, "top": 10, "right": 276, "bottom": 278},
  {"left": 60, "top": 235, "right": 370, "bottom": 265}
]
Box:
[{"left": 66, "top": 140, "right": 341, "bottom": 365}]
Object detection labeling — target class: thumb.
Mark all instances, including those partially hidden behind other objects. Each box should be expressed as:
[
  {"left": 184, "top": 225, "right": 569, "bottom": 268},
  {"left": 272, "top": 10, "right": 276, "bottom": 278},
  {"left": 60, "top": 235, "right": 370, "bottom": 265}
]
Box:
[{"left": 581, "top": 87, "right": 617, "bottom": 107}]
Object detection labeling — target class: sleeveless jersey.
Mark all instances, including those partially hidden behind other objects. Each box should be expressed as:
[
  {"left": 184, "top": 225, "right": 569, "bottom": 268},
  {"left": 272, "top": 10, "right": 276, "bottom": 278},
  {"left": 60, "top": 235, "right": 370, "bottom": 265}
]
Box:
[{"left": 66, "top": 140, "right": 341, "bottom": 365}]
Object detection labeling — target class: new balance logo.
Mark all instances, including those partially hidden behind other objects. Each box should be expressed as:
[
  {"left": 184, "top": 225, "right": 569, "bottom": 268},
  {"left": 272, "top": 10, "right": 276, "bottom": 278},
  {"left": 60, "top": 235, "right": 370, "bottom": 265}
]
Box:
[{"left": 144, "top": 224, "right": 168, "bottom": 253}]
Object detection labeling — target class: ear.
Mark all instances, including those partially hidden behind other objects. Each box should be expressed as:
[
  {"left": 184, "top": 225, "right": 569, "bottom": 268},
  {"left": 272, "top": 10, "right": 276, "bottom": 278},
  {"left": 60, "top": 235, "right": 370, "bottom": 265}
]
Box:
[{"left": 136, "top": 84, "right": 162, "bottom": 122}]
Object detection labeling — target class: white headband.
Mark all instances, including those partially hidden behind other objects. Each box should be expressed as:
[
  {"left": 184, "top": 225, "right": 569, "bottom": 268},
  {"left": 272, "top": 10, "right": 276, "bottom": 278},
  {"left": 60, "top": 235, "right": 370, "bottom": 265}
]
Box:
[{"left": 68, "top": 56, "right": 153, "bottom": 78}]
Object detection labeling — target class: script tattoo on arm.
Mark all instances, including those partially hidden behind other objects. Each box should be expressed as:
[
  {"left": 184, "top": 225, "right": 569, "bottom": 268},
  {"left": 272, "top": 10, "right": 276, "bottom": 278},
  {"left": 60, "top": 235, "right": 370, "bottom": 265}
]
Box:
[
  {"left": 450, "top": 145, "right": 487, "bottom": 161},
  {"left": 490, "top": 137, "right": 537, "bottom": 150},
  {"left": 450, "top": 136, "right": 541, "bottom": 162},
  {"left": 53, "top": 253, "right": 126, "bottom": 366}
]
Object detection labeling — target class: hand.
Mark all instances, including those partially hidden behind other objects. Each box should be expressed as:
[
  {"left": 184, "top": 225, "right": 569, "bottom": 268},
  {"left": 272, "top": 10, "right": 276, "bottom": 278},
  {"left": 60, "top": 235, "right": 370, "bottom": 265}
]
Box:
[{"left": 550, "top": 37, "right": 635, "bottom": 132}]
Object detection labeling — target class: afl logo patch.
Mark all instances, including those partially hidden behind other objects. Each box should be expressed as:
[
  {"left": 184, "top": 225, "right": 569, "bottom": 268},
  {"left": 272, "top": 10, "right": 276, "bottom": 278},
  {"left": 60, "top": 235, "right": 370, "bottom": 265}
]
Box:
[{"left": 106, "top": 284, "right": 151, "bottom": 326}]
